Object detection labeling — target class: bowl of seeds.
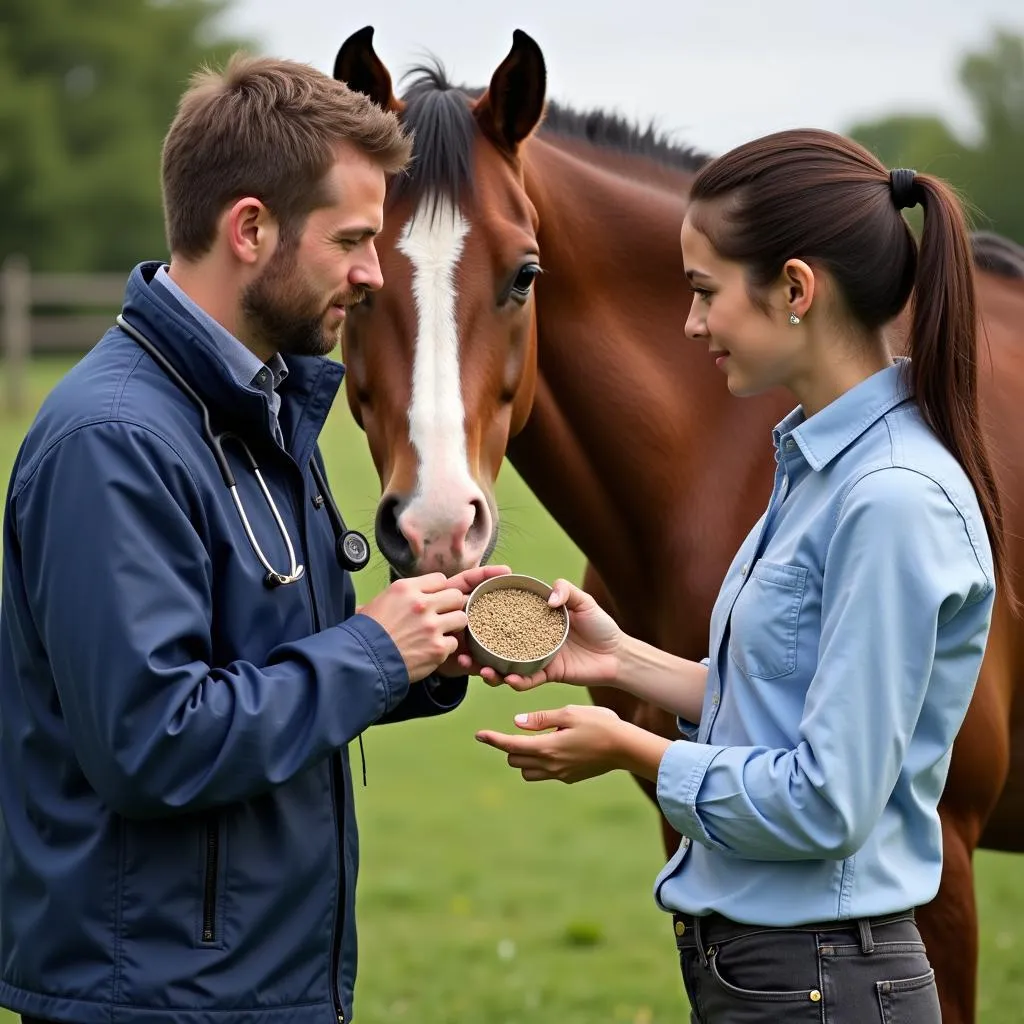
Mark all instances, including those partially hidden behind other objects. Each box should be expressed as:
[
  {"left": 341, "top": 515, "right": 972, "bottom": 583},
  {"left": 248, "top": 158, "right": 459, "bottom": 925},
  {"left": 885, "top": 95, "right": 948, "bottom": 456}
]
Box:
[{"left": 465, "top": 573, "right": 570, "bottom": 676}]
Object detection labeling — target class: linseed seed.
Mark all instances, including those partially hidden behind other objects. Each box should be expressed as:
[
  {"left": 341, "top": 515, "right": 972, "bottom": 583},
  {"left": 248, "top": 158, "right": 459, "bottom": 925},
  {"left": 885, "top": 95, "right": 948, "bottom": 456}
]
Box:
[{"left": 468, "top": 588, "right": 566, "bottom": 661}]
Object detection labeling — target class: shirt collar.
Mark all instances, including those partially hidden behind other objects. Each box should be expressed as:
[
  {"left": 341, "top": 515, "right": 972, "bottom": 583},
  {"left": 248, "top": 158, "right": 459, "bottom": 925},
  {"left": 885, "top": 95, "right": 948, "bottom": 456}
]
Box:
[
  {"left": 153, "top": 265, "right": 288, "bottom": 398},
  {"left": 123, "top": 262, "right": 342, "bottom": 462},
  {"left": 773, "top": 360, "right": 912, "bottom": 471}
]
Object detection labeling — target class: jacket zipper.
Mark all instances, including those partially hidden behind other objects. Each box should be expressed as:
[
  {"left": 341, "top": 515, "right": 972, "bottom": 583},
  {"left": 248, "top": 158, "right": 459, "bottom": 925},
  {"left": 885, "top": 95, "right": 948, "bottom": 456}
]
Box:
[
  {"left": 201, "top": 816, "right": 219, "bottom": 943},
  {"left": 328, "top": 753, "right": 346, "bottom": 1024},
  {"left": 309, "top": 557, "right": 347, "bottom": 1024},
  {"left": 294, "top": 464, "right": 346, "bottom": 1024}
]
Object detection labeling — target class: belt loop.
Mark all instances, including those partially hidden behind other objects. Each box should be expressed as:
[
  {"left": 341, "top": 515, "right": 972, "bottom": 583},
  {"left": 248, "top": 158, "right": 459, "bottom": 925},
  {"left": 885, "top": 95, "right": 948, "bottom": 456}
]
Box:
[
  {"left": 858, "top": 918, "right": 875, "bottom": 955},
  {"left": 693, "top": 915, "right": 710, "bottom": 969}
]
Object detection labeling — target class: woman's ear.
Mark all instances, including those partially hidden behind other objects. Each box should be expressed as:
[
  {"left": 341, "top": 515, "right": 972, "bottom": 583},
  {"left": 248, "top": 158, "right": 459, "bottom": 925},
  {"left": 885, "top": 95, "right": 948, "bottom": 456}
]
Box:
[{"left": 782, "top": 258, "right": 815, "bottom": 320}]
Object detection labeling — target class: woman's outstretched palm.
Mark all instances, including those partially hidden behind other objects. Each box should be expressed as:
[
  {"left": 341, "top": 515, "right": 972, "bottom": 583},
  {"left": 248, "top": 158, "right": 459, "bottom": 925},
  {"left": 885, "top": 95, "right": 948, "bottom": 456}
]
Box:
[{"left": 467, "top": 579, "right": 622, "bottom": 691}]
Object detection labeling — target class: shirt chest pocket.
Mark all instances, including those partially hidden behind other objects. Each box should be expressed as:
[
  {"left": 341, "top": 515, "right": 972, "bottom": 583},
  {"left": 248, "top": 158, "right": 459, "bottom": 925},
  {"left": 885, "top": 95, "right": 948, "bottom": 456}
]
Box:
[{"left": 728, "top": 561, "right": 808, "bottom": 680}]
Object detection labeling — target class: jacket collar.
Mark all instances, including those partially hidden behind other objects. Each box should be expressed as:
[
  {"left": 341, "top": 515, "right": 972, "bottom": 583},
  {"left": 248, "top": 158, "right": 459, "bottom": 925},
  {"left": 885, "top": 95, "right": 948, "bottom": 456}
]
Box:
[{"left": 119, "top": 261, "right": 343, "bottom": 461}]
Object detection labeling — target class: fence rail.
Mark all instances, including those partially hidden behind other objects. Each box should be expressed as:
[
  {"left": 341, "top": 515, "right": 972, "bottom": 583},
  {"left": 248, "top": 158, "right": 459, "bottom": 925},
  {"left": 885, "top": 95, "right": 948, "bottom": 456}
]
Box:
[{"left": 1, "top": 255, "right": 125, "bottom": 413}]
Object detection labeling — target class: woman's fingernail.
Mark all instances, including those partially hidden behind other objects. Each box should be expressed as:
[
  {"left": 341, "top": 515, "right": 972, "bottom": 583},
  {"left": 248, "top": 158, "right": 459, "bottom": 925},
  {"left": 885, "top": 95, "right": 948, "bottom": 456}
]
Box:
[{"left": 514, "top": 714, "right": 528, "bottom": 726}]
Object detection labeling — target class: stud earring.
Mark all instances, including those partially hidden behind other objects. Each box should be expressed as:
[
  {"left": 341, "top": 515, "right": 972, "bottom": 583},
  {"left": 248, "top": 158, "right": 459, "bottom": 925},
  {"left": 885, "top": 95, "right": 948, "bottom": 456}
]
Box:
[{"left": 789, "top": 313, "right": 801, "bottom": 325}]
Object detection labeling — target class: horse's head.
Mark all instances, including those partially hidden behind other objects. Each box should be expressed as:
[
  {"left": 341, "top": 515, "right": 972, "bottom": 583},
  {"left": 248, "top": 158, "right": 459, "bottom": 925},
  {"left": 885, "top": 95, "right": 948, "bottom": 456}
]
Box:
[{"left": 335, "top": 27, "right": 546, "bottom": 577}]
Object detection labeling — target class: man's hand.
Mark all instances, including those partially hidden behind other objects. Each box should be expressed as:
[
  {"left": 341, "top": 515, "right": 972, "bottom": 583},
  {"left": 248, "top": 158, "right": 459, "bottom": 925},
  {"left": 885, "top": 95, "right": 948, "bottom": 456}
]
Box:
[
  {"left": 359, "top": 574, "right": 469, "bottom": 682},
  {"left": 434, "top": 564, "right": 511, "bottom": 677}
]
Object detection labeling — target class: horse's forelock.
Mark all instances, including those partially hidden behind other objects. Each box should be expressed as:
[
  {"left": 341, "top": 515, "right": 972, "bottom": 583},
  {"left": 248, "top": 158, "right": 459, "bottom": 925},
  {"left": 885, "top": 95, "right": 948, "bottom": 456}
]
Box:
[{"left": 390, "top": 64, "right": 477, "bottom": 214}]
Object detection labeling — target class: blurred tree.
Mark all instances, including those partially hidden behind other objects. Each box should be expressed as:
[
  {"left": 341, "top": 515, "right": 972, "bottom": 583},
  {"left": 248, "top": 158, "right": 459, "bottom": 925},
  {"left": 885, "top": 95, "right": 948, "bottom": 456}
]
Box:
[
  {"left": 849, "top": 29, "right": 1024, "bottom": 245},
  {"left": 0, "top": 0, "right": 254, "bottom": 271}
]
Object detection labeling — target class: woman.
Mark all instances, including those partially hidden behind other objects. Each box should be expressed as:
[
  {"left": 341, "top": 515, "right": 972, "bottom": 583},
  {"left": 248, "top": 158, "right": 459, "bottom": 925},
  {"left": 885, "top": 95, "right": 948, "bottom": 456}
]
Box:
[{"left": 471, "top": 129, "right": 1007, "bottom": 1023}]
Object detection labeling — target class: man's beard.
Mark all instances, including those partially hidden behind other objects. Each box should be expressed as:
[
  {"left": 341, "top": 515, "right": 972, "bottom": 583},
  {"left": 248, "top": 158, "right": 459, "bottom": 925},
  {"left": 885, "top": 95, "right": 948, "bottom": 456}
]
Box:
[{"left": 241, "top": 242, "right": 364, "bottom": 358}]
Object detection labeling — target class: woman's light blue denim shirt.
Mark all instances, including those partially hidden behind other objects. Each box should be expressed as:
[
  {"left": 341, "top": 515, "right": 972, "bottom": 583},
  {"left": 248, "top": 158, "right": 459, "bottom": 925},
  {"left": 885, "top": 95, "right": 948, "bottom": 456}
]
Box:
[{"left": 654, "top": 361, "right": 995, "bottom": 924}]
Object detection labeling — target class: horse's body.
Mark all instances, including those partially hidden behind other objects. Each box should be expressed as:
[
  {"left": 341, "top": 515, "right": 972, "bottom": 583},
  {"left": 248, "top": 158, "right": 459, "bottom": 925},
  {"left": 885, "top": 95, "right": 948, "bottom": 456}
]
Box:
[{"left": 333, "top": 27, "right": 1024, "bottom": 1022}]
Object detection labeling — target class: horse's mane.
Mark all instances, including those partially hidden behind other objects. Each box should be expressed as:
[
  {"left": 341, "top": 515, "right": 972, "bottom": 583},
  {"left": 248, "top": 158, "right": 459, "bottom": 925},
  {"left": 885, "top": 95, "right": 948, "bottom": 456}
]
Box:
[
  {"left": 389, "top": 60, "right": 710, "bottom": 213},
  {"left": 971, "top": 230, "right": 1024, "bottom": 279},
  {"left": 540, "top": 100, "right": 710, "bottom": 173}
]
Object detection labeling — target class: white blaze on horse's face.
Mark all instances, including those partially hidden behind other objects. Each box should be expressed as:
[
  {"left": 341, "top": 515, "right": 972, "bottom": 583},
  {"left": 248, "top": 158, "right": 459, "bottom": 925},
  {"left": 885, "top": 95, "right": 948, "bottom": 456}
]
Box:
[{"left": 394, "top": 194, "right": 491, "bottom": 573}]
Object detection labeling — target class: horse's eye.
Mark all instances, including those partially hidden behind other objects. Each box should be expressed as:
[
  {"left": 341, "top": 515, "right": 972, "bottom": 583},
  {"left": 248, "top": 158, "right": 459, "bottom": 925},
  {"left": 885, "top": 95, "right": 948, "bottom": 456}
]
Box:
[{"left": 510, "top": 263, "right": 542, "bottom": 299}]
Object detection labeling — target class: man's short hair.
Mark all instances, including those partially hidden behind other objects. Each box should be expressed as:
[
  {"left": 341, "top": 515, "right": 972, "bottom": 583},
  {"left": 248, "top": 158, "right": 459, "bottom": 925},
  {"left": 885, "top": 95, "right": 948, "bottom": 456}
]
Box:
[{"left": 162, "top": 52, "right": 412, "bottom": 258}]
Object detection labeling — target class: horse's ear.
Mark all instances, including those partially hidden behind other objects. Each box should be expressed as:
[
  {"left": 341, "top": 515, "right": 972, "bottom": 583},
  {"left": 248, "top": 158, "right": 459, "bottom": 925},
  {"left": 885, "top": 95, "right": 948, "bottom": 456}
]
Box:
[
  {"left": 474, "top": 29, "right": 546, "bottom": 154},
  {"left": 334, "top": 26, "right": 404, "bottom": 113}
]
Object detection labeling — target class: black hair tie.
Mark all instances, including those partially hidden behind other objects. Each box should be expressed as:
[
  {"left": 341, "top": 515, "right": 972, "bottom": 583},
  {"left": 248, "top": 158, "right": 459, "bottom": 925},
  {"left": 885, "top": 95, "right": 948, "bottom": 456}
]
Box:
[{"left": 890, "top": 168, "right": 919, "bottom": 211}]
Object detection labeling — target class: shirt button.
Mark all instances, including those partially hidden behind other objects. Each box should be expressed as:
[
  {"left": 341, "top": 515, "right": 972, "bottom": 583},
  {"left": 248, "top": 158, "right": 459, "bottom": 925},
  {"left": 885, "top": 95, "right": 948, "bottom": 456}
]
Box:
[
  {"left": 786, "top": 439, "right": 795, "bottom": 450},
  {"left": 740, "top": 563, "right": 748, "bottom": 576},
  {"left": 257, "top": 370, "right": 268, "bottom": 384},
  {"left": 675, "top": 920, "right": 686, "bottom": 937},
  {"left": 712, "top": 693, "right": 720, "bottom": 706},
  {"left": 681, "top": 837, "right": 690, "bottom": 849}
]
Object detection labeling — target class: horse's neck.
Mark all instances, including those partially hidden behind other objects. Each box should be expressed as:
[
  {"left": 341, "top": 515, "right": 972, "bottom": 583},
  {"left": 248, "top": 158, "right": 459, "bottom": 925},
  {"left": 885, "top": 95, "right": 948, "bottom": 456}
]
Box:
[{"left": 511, "top": 137, "right": 786, "bottom": 633}]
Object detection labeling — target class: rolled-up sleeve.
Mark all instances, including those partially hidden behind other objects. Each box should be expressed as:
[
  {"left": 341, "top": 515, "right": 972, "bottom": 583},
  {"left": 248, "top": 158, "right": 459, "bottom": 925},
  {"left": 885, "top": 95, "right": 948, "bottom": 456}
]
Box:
[{"left": 656, "top": 468, "right": 993, "bottom": 861}]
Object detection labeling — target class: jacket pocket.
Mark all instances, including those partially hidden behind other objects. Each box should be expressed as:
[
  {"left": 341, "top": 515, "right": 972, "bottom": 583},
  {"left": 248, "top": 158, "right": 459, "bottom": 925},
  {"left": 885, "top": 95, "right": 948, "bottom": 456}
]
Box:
[
  {"left": 200, "top": 813, "right": 223, "bottom": 946},
  {"left": 728, "top": 561, "right": 808, "bottom": 680}
]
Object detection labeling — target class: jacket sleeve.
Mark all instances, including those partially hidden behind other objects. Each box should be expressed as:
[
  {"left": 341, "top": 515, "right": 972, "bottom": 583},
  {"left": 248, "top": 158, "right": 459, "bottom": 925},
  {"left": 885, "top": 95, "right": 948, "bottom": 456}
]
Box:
[
  {"left": 376, "top": 673, "right": 468, "bottom": 722},
  {"left": 339, "top": 575, "right": 469, "bottom": 726},
  {"left": 13, "top": 420, "right": 412, "bottom": 819}
]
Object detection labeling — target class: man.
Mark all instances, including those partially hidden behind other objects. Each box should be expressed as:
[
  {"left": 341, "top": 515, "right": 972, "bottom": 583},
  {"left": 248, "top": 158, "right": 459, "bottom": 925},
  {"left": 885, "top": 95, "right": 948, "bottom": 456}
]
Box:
[{"left": 0, "top": 54, "right": 504, "bottom": 1024}]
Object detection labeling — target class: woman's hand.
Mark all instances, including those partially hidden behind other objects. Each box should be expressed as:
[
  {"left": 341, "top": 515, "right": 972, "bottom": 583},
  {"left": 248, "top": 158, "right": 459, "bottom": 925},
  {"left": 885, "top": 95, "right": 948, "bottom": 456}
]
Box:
[
  {"left": 458, "top": 578, "right": 622, "bottom": 689},
  {"left": 475, "top": 704, "right": 627, "bottom": 783},
  {"left": 475, "top": 704, "right": 673, "bottom": 785}
]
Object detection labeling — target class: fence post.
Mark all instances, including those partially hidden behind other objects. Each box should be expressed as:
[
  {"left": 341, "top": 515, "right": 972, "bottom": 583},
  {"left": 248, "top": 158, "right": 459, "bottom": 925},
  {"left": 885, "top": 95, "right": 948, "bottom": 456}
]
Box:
[{"left": 2, "top": 254, "right": 31, "bottom": 415}]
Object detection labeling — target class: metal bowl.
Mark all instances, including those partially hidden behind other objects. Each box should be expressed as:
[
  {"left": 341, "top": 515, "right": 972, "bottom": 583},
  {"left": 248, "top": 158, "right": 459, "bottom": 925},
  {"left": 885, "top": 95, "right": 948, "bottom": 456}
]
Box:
[{"left": 464, "top": 573, "right": 570, "bottom": 676}]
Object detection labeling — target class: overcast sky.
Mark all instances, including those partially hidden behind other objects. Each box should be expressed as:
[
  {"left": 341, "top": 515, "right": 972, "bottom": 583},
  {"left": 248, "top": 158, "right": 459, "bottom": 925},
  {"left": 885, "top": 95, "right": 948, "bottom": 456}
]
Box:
[{"left": 219, "top": 1, "right": 1023, "bottom": 157}]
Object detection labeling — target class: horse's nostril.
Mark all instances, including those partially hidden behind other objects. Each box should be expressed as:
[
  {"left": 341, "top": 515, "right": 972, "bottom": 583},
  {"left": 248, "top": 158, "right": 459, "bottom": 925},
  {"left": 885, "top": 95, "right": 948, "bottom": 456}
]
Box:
[
  {"left": 378, "top": 495, "right": 400, "bottom": 534},
  {"left": 374, "top": 494, "right": 415, "bottom": 572},
  {"left": 467, "top": 498, "right": 488, "bottom": 541}
]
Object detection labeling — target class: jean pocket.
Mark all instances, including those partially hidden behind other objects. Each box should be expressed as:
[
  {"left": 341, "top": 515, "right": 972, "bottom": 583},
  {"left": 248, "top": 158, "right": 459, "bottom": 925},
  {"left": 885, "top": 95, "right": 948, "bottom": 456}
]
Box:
[
  {"left": 728, "top": 561, "right": 808, "bottom": 680},
  {"left": 876, "top": 969, "right": 940, "bottom": 1024},
  {"left": 706, "top": 931, "right": 822, "bottom": 1005}
]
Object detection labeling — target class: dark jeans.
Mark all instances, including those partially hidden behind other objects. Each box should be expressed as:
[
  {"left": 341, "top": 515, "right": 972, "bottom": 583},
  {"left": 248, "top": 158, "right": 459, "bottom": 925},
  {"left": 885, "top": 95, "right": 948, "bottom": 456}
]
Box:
[{"left": 673, "top": 909, "right": 941, "bottom": 1023}]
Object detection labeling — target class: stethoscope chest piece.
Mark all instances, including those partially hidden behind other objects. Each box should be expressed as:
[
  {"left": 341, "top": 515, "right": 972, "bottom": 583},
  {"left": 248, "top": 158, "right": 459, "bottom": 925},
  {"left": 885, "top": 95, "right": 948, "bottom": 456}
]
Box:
[{"left": 339, "top": 531, "right": 371, "bottom": 572}]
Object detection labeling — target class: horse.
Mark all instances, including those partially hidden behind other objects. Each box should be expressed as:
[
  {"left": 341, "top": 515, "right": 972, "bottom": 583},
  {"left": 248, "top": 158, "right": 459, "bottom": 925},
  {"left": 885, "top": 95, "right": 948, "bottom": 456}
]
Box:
[{"left": 332, "top": 26, "right": 1024, "bottom": 1023}]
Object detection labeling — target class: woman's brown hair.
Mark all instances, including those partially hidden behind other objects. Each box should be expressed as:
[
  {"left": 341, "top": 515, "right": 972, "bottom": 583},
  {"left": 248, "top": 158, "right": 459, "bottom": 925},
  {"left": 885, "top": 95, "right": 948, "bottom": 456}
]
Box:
[{"left": 689, "top": 128, "right": 1009, "bottom": 599}]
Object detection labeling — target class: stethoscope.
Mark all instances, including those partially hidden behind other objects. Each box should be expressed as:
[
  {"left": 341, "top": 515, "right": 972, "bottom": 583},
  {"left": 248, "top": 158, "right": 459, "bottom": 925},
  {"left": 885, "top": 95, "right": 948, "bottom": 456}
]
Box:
[{"left": 115, "top": 314, "right": 371, "bottom": 586}]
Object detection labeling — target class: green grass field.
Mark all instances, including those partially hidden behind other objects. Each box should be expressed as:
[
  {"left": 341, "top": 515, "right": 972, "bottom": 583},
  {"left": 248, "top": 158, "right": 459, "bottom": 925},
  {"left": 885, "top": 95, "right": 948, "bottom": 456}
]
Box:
[{"left": 0, "top": 356, "right": 1021, "bottom": 1023}]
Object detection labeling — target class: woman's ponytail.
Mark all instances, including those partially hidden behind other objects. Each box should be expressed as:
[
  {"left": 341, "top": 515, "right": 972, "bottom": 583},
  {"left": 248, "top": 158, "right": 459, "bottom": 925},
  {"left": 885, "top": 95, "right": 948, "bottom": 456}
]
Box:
[{"left": 908, "top": 172, "right": 1012, "bottom": 606}]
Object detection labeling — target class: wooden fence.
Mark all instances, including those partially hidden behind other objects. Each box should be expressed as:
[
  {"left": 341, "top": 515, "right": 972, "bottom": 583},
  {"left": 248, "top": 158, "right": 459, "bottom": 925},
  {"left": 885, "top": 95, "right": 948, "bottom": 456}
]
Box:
[{"left": 1, "top": 255, "right": 126, "bottom": 414}]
